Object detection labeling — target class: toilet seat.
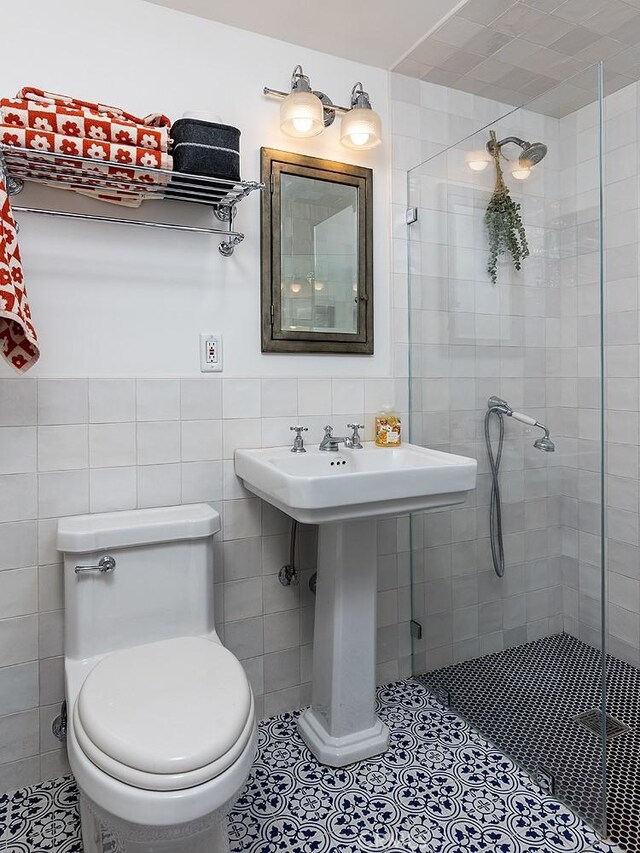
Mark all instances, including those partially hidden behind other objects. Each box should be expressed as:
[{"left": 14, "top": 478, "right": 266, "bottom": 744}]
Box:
[{"left": 73, "top": 636, "right": 254, "bottom": 791}]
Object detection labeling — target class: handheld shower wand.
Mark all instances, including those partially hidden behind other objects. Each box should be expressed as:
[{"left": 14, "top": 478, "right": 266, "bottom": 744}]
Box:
[
  {"left": 487, "top": 396, "right": 555, "bottom": 452},
  {"left": 485, "top": 396, "right": 555, "bottom": 579}
]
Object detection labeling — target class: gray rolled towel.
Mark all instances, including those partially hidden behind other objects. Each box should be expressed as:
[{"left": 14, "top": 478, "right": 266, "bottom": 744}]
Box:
[{"left": 168, "top": 118, "right": 241, "bottom": 200}]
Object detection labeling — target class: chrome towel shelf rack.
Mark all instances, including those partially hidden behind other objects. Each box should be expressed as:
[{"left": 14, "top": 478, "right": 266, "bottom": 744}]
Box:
[{"left": 0, "top": 144, "right": 264, "bottom": 256}]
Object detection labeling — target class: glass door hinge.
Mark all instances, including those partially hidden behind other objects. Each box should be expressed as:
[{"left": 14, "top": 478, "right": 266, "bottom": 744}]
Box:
[
  {"left": 406, "top": 207, "right": 418, "bottom": 224},
  {"left": 410, "top": 619, "right": 422, "bottom": 639}
]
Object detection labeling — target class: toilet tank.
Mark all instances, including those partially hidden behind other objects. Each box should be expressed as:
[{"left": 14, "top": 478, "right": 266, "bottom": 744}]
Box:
[{"left": 58, "top": 504, "right": 221, "bottom": 661}]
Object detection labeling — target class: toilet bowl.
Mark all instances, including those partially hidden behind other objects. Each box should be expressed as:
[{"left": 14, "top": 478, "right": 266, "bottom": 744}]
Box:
[{"left": 58, "top": 504, "right": 257, "bottom": 853}]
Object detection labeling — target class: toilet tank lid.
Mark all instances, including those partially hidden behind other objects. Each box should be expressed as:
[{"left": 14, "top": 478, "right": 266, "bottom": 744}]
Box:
[{"left": 57, "top": 504, "right": 220, "bottom": 553}]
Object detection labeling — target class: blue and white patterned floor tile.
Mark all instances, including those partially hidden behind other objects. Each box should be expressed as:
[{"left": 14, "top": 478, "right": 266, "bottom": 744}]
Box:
[
  {"left": 0, "top": 775, "right": 81, "bottom": 852},
  {"left": 0, "top": 679, "right": 622, "bottom": 852}
]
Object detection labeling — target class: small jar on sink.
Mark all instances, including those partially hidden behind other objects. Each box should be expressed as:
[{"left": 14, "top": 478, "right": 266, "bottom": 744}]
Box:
[{"left": 375, "top": 407, "right": 401, "bottom": 447}]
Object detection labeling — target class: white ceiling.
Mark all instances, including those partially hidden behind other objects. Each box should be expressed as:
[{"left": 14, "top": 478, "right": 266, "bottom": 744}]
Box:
[{"left": 141, "top": 0, "right": 463, "bottom": 69}]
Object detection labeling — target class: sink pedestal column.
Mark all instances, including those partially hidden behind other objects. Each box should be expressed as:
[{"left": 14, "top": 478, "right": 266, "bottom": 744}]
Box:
[{"left": 297, "top": 518, "right": 389, "bottom": 767}]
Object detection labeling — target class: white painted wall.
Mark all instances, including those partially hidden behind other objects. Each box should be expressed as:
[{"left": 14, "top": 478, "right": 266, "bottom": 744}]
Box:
[{"left": 1, "top": 0, "right": 391, "bottom": 378}]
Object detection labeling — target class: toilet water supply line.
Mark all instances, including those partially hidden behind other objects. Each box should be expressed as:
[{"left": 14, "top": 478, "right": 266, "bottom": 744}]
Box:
[{"left": 485, "top": 396, "right": 555, "bottom": 578}]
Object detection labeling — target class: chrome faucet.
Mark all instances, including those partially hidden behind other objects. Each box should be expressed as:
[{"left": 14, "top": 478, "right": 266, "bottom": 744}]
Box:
[
  {"left": 319, "top": 424, "right": 365, "bottom": 452},
  {"left": 319, "top": 426, "right": 345, "bottom": 451},
  {"left": 289, "top": 425, "right": 308, "bottom": 453}
]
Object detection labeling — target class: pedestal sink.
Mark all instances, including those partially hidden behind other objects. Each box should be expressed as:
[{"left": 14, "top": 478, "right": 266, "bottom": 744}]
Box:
[{"left": 235, "top": 441, "right": 476, "bottom": 766}]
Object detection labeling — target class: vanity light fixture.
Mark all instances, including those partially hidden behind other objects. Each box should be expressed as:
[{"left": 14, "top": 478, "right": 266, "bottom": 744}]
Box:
[
  {"left": 278, "top": 65, "right": 325, "bottom": 138},
  {"left": 340, "top": 83, "right": 382, "bottom": 150},
  {"left": 510, "top": 165, "right": 532, "bottom": 181},
  {"left": 264, "top": 67, "right": 382, "bottom": 149}
]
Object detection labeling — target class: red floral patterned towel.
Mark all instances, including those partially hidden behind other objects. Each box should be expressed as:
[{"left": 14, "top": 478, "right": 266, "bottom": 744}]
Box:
[
  {"left": 0, "top": 177, "right": 38, "bottom": 373},
  {"left": 0, "top": 126, "right": 172, "bottom": 170},
  {"left": 1, "top": 86, "right": 171, "bottom": 152},
  {"left": 0, "top": 126, "right": 173, "bottom": 207}
]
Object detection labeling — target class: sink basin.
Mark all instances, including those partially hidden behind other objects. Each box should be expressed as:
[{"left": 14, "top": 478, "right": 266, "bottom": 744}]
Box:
[
  {"left": 234, "top": 439, "right": 477, "bottom": 768},
  {"left": 235, "top": 442, "right": 477, "bottom": 524}
]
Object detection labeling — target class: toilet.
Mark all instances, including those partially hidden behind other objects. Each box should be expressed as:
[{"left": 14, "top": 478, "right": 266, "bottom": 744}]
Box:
[{"left": 57, "top": 504, "right": 257, "bottom": 853}]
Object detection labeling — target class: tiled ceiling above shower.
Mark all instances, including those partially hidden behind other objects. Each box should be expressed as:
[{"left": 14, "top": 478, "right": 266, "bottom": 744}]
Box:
[{"left": 393, "top": 0, "right": 640, "bottom": 117}]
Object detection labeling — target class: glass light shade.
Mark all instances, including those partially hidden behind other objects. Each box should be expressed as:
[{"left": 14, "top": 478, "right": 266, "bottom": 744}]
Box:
[
  {"left": 280, "top": 91, "right": 324, "bottom": 138},
  {"left": 340, "top": 107, "right": 382, "bottom": 150},
  {"left": 466, "top": 151, "right": 490, "bottom": 171},
  {"left": 511, "top": 165, "right": 532, "bottom": 181}
]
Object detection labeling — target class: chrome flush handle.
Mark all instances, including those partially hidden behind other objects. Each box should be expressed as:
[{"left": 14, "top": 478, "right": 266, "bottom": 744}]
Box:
[{"left": 75, "top": 556, "right": 116, "bottom": 575}]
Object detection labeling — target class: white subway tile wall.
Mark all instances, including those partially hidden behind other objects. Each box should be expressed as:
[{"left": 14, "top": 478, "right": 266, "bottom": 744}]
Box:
[
  {"left": 391, "top": 71, "right": 583, "bottom": 671},
  {"left": 0, "top": 375, "right": 409, "bottom": 791},
  {"left": 560, "top": 81, "right": 640, "bottom": 667},
  {"left": 393, "top": 71, "right": 640, "bottom": 680}
]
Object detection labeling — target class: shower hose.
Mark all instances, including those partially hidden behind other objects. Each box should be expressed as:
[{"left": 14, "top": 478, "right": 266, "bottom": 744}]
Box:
[{"left": 484, "top": 406, "right": 505, "bottom": 578}]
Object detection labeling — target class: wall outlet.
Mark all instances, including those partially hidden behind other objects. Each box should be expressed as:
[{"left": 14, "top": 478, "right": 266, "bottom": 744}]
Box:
[{"left": 200, "top": 334, "right": 222, "bottom": 372}]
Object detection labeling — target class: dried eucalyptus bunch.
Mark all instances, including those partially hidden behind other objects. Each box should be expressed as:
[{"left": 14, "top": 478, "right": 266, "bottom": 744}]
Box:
[{"left": 485, "top": 130, "right": 529, "bottom": 284}]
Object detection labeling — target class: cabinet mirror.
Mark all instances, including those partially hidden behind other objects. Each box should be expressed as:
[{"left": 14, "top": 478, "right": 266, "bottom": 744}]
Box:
[{"left": 261, "top": 148, "right": 373, "bottom": 354}]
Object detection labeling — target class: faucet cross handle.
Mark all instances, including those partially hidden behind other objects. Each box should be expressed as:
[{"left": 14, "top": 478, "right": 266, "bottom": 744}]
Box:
[
  {"left": 346, "top": 423, "right": 365, "bottom": 449},
  {"left": 290, "top": 425, "right": 308, "bottom": 453}
]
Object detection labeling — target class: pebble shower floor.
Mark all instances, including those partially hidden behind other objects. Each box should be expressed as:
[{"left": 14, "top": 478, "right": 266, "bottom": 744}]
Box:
[{"left": 0, "top": 679, "right": 621, "bottom": 853}]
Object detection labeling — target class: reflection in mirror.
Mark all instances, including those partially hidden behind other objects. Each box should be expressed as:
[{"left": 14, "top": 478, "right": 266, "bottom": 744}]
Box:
[
  {"left": 261, "top": 148, "right": 373, "bottom": 354},
  {"left": 280, "top": 175, "right": 359, "bottom": 335}
]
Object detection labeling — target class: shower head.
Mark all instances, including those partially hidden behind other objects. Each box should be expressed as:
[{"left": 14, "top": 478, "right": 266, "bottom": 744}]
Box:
[
  {"left": 486, "top": 135, "right": 548, "bottom": 167},
  {"left": 532, "top": 420, "right": 555, "bottom": 452},
  {"left": 534, "top": 435, "right": 555, "bottom": 452},
  {"left": 519, "top": 141, "right": 547, "bottom": 167}
]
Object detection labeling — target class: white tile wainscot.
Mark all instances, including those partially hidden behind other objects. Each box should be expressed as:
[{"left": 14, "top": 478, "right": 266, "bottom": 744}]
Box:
[{"left": 0, "top": 375, "right": 409, "bottom": 791}]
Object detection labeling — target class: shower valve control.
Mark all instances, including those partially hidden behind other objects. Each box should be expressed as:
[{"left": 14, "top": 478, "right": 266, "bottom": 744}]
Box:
[{"left": 200, "top": 333, "right": 223, "bottom": 372}]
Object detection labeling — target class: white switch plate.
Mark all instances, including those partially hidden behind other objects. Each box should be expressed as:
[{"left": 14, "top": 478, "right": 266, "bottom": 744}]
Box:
[{"left": 200, "top": 333, "right": 222, "bottom": 372}]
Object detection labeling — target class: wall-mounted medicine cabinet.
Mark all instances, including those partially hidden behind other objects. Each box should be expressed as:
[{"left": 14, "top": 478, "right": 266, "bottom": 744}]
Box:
[{"left": 261, "top": 148, "right": 373, "bottom": 354}]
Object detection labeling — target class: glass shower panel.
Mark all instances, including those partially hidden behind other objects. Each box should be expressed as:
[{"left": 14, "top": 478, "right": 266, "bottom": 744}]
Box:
[{"left": 407, "top": 68, "right": 607, "bottom": 837}]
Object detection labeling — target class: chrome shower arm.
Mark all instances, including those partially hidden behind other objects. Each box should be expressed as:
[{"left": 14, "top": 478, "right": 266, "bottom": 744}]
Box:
[{"left": 486, "top": 136, "right": 528, "bottom": 155}]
